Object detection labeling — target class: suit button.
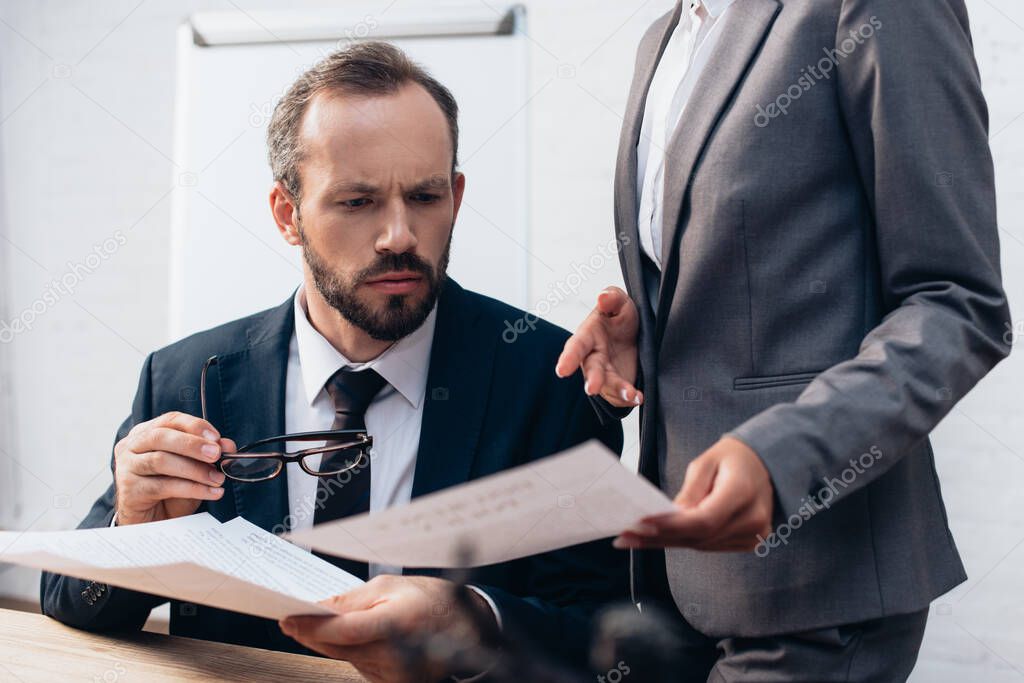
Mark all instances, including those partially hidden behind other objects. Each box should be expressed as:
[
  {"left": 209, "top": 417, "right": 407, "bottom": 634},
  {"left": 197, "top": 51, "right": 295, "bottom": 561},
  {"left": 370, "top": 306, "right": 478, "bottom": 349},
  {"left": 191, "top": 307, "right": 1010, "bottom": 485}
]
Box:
[{"left": 81, "top": 583, "right": 100, "bottom": 603}]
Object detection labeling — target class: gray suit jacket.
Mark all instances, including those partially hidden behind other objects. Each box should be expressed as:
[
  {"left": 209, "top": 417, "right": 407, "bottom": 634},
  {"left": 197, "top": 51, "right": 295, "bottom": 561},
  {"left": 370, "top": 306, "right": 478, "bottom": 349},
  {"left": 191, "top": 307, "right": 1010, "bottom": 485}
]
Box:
[{"left": 614, "top": 0, "right": 1011, "bottom": 636}]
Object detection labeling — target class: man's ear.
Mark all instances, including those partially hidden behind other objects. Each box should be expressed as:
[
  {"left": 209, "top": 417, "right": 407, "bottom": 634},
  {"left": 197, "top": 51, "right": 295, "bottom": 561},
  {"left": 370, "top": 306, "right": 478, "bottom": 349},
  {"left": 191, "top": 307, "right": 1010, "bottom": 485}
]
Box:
[
  {"left": 270, "top": 181, "right": 302, "bottom": 246},
  {"left": 451, "top": 172, "right": 466, "bottom": 224}
]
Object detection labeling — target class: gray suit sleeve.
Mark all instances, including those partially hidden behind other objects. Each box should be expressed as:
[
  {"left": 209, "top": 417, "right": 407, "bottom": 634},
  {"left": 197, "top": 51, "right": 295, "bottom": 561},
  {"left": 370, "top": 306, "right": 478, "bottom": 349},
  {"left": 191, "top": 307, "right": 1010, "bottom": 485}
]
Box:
[
  {"left": 728, "top": 0, "right": 1011, "bottom": 518},
  {"left": 40, "top": 353, "right": 168, "bottom": 630}
]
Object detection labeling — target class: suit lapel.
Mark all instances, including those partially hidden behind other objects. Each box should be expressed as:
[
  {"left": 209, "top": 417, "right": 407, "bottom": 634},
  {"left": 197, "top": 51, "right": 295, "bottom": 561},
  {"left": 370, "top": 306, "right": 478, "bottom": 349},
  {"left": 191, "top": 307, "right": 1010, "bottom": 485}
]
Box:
[
  {"left": 655, "top": 0, "right": 781, "bottom": 343},
  {"left": 616, "top": 2, "right": 683, "bottom": 334},
  {"left": 411, "top": 279, "right": 495, "bottom": 500},
  {"left": 213, "top": 296, "right": 295, "bottom": 533}
]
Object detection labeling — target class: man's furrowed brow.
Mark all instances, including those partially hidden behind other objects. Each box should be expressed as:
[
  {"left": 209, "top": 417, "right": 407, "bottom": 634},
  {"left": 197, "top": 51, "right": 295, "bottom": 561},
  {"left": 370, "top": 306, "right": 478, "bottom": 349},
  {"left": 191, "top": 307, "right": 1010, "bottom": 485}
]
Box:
[
  {"left": 326, "top": 180, "right": 379, "bottom": 195},
  {"left": 408, "top": 175, "right": 451, "bottom": 193}
]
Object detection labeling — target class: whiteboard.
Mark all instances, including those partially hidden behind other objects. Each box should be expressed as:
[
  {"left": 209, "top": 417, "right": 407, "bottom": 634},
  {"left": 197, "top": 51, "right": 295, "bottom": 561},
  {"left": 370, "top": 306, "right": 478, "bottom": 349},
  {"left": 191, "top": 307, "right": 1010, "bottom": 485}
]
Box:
[{"left": 169, "top": 5, "right": 528, "bottom": 338}]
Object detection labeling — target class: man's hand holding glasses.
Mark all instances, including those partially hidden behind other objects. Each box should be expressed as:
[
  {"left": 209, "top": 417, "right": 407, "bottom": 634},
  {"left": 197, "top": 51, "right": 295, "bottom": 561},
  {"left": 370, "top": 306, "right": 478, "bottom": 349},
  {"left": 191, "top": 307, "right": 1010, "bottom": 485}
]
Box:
[
  {"left": 112, "top": 355, "right": 378, "bottom": 527},
  {"left": 112, "top": 411, "right": 234, "bottom": 526}
]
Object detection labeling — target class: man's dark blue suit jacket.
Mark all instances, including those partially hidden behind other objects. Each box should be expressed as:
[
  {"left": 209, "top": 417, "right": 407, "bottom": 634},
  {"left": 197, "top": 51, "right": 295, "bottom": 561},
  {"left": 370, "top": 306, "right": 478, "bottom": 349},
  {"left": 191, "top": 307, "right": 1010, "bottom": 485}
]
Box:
[{"left": 40, "top": 279, "right": 626, "bottom": 670}]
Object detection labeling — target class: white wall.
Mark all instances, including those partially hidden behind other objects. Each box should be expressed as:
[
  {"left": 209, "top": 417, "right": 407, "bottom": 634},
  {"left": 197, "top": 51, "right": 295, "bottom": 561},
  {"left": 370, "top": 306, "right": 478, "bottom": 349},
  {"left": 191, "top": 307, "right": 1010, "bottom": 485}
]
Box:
[
  {"left": 0, "top": 1, "right": 1021, "bottom": 679},
  {"left": 911, "top": 5, "right": 1024, "bottom": 680}
]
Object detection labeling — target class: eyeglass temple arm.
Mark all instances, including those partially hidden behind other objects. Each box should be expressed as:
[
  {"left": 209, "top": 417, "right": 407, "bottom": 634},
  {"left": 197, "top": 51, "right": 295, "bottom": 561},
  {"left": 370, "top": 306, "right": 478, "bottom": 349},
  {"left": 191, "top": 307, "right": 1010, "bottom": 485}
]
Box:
[{"left": 200, "top": 355, "right": 219, "bottom": 423}]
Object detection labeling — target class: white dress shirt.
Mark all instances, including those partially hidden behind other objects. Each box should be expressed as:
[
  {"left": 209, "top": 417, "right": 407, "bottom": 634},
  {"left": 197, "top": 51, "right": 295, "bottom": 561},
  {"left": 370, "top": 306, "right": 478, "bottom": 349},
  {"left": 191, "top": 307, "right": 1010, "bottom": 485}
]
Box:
[
  {"left": 636, "top": 0, "right": 735, "bottom": 268},
  {"left": 285, "top": 285, "right": 434, "bottom": 578}
]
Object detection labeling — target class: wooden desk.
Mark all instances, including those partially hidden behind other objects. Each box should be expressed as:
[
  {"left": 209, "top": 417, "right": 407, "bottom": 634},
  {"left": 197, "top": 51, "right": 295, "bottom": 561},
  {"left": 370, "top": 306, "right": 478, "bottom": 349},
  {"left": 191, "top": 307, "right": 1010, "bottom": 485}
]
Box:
[{"left": 0, "top": 608, "right": 366, "bottom": 682}]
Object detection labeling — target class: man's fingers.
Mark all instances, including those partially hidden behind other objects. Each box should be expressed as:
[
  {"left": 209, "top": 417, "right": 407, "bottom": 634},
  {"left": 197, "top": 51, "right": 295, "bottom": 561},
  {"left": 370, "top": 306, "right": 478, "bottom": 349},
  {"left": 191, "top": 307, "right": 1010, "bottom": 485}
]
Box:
[
  {"left": 125, "top": 475, "right": 224, "bottom": 505},
  {"left": 323, "top": 610, "right": 388, "bottom": 645},
  {"left": 282, "top": 612, "right": 386, "bottom": 647},
  {"left": 131, "top": 450, "right": 226, "bottom": 486},
  {"left": 282, "top": 618, "right": 443, "bottom": 683},
  {"left": 320, "top": 577, "right": 392, "bottom": 614},
  {"left": 156, "top": 410, "right": 221, "bottom": 440},
  {"left": 278, "top": 636, "right": 390, "bottom": 681},
  {"left": 129, "top": 427, "right": 221, "bottom": 464},
  {"left": 283, "top": 630, "right": 358, "bottom": 661},
  {"left": 133, "top": 411, "right": 220, "bottom": 441},
  {"left": 281, "top": 615, "right": 349, "bottom": 645}
]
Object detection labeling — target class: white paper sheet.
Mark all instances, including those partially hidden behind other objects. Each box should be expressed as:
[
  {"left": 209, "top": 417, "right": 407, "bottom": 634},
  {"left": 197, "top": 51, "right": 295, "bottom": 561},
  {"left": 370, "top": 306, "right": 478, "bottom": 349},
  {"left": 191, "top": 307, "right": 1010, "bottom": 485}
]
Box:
[
  {"left": 0, "top": 513, "right": 364, "bottom": 620},
  {"left": 286, "top": 440, "right": 677, "bottom": 568}
]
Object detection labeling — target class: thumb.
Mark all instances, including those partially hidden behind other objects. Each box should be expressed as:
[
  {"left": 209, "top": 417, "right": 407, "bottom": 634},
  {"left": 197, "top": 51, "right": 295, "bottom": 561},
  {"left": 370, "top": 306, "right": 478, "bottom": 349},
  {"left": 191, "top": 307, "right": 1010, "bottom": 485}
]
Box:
[{"left": 675, "top": 455, "right": 718, "bottom": 509}]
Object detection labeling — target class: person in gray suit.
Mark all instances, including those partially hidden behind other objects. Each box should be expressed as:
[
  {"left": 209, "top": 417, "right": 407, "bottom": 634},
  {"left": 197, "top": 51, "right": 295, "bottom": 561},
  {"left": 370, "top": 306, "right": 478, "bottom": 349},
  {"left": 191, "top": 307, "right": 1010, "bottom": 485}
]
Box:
[{"left": 556, "top": 0, "right": 1011, "bottom": 680}]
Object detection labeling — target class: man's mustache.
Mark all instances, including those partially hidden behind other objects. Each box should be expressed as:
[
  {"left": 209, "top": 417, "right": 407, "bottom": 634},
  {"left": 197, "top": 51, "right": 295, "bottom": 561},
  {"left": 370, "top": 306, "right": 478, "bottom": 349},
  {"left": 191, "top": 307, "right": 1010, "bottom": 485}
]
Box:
[{"left": 355, "top": 253, "right": 434, "bottom": 285}]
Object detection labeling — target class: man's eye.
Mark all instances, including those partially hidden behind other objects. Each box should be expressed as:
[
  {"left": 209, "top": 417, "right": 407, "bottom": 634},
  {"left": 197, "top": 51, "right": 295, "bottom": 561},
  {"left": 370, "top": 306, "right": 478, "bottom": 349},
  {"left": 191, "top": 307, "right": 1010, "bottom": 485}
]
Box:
[
  {"left": 411, "top": 193, "right": 440, "bottom": 204},
  {"left": 340, "top": 198, "right": 371, "bottom": 208}
]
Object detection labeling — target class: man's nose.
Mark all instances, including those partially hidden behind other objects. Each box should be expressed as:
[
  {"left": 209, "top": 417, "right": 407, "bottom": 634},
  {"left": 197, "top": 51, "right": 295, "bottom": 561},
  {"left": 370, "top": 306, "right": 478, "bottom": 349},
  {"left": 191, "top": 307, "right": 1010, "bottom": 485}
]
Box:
[{"left": 376, "top": 202, "right": 418, "bottom": 254}]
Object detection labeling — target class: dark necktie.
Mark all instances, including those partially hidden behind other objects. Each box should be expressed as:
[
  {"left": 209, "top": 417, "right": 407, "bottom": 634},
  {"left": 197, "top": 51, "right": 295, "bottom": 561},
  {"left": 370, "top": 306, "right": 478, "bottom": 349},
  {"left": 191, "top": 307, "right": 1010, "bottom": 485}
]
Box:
[{"left": 312, "top": 367, "right": 387, "bottom": 580}]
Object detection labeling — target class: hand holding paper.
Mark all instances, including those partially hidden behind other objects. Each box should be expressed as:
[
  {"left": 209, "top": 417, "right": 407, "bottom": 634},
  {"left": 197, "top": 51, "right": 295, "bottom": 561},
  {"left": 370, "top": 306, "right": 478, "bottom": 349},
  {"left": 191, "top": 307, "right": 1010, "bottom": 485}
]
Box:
[{"left": 286, "top": 440, "right": 675, "bottom": 567}]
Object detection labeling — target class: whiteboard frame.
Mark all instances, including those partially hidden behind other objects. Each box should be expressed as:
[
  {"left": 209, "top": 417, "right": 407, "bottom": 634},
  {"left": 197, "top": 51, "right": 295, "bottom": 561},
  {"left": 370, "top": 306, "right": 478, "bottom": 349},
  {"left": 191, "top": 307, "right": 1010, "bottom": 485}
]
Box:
[{"left": 190, "top": 5, "right": 518, "bottom": 46}]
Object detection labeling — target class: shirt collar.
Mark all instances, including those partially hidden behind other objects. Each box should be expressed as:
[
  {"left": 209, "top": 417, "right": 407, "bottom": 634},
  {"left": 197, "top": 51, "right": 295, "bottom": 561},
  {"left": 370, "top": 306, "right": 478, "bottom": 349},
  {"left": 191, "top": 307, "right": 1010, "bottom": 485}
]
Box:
[
  {"left": 692, "top": 0, "right": 734, "bottom": 19},
  {"left": 293, "top": 286, "right": 436, "bottom": 410}
]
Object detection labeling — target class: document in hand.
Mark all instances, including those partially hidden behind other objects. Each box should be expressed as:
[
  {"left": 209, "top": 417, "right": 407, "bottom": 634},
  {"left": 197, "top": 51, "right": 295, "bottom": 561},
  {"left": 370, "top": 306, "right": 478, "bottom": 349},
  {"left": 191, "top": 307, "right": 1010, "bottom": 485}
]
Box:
[
  {"left": 0, "top": 513, "right": 363, "bottom": 620},
  {"left": 286, "top": 439, "right": 676, "bottom": 568}
]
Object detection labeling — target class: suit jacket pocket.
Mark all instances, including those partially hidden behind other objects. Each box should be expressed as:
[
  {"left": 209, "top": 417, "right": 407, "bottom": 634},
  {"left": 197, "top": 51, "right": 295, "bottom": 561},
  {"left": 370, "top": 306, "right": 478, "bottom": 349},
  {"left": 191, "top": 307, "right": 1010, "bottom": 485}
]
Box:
[{"left": 733, "top": 370, "right": 823, "bottom": 391}]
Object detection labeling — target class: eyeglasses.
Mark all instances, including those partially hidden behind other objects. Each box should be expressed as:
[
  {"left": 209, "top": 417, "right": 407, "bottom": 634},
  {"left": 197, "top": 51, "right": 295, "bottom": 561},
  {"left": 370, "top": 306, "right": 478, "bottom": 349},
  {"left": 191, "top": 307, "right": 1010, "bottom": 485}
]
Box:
[{"left": 200, "top": 356, "right": 374, "bottom": 483}]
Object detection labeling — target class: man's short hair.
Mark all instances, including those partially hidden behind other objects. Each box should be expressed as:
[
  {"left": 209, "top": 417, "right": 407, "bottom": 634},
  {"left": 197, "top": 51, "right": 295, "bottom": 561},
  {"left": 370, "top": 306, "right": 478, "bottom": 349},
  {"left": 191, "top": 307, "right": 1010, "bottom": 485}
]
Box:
[{"left": 267, "top": 41, "right": 460, "bottom": 204}]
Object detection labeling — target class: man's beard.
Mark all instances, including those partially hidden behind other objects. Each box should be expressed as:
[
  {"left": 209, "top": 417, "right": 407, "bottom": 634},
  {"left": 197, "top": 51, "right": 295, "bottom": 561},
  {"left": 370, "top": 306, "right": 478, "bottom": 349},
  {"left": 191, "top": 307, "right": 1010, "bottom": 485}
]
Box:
[{"left": 300, "top": 224, "right": 450, "bottom": 342}]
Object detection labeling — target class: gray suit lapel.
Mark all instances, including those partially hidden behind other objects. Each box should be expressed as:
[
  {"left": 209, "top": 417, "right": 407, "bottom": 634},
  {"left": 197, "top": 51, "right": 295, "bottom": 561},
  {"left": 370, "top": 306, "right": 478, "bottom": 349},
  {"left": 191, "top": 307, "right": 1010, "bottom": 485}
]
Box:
[
  {"left": 655, "top": 0, "right": 781, "bottom": 339},
  {"left": 615, "top": 2, "right": 683, "bottom": 329}
]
